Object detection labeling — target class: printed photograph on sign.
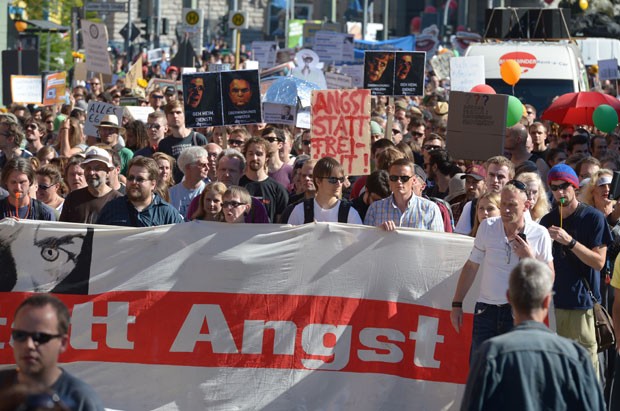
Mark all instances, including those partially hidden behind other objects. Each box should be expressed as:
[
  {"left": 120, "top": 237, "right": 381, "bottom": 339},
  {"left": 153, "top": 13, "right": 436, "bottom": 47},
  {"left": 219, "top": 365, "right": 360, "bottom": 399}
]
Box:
[
  {"left": 251, "top": 41, "right": 278, "bottom": 69},
  {"left": 292, "top": 49, "right": 327, "bottom": 89},
  {"left": 183, "top": 72, "right": 223, "bottom": 128},
  {"left": 393, "top": 51, "right": 425, "bottom": 96},
  {"left": 221, "top": 70, "right": 262, "bottom": 126},
  {"left": 263, "top": 103, "right": 296, "bottom": 125},
  {"left": 363, "top": 51, "right": 395, "bottom": 96}
]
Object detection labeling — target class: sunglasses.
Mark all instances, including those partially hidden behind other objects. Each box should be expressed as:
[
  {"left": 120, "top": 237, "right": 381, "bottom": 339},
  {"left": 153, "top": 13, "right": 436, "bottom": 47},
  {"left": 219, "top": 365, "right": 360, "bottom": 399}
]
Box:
[
  {"left": 506, "top": 179, "right": 527, "bottom": 192},
  {"left": 222, "top": 200, "right": 246, "bottom": 208},
  {"left": 423, "top": 145, "right": 441, "bottom": 151},
  {"left": 12, "top": 329, "right": 62, "bottom": 344},
  {"left": 549, "top": 181, "right": 572, "bottom": 192},
  {"left": 228, "top": 139, "right": 244, "bottom": 146},
  {"left": 389, "top": 175, "right": 413, "bottom": 183},
  {"left": 264, "top": 137, "right": 279, "bottom": 143},
  {"left": 37, "top": 183, "right": 55, "bottom": 191},
  {"left": 147, "top": 123, "right": 162, "bottom": 130},
  {"left": 126, "top": 175, "right": 150, "bottom": 183},
  {"left": 321, "top": 176, "right": 345, "bottom": 184},
  {"left": 26, "top": 124, "right": 38, "bottom": 130},
  {"left": 411, "top": 131, "right": 424, "bottom": 137},
  {"left": 302, "top": 140, "right": 311, "bottom": 146},
  {"left": 152, "top": 95, "right": 164, "bottom": 99}
]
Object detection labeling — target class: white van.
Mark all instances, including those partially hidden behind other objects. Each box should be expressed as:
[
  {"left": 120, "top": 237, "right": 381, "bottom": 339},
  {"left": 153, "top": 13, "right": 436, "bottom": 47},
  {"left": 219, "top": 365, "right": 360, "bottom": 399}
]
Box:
[{"left": 464, "top": 41, "right": 588, "bottom": 113}]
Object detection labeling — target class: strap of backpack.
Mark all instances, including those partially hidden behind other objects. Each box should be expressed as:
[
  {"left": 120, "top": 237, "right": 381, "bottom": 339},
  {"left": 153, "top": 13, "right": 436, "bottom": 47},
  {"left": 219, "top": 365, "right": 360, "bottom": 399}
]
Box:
[
  {"left": 303, "top": 198, "right": 314, "bottom": 224},
  {"left": 338, "top": 200, "right": 351, "bottom": 223}
]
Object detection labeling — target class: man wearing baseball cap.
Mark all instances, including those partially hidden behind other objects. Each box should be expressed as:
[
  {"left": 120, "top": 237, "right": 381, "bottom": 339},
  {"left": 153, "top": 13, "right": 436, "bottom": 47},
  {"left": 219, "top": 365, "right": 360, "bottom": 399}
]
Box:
[
  {"left": 540, "top": 163, "right": 613, "bottom": 374},
  {"left": 60, "top": 147, "right": 122, "bottom": 223},
  {"left": 96, "top": 114, "right": 133, "bottom": 175}
]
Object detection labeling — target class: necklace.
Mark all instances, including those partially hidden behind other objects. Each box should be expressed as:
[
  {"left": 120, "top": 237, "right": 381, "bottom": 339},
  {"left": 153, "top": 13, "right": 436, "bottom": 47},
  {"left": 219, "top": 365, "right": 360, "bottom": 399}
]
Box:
[{"left": 5, "top": 199, "right": 31, "bottom": 219}]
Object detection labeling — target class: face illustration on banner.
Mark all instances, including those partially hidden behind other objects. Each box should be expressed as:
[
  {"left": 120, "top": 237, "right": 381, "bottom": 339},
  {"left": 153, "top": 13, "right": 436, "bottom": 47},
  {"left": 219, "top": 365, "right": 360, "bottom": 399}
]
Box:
[
  {"left": 366, "top": 53, "right": 391, "bottom": 83},
  {"left": 396, "top": 54, "right": 413, "bottom": 81},
  {"left": 0, "top": 226, "right": 93, "bottom": 293},
  {"left": 229, "top": 79, "right": 252, "bottom": 108},
  {"left": 187, "top": 77, "right": 205, "bottom": 109}
]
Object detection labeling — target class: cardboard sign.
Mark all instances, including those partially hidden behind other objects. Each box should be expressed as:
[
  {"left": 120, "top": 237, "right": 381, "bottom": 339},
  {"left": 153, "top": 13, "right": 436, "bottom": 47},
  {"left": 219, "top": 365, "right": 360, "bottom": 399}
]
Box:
[
  {"left": 314, "top": 31, "right": 355, "bottom": 63},
  {"left": 84, "top": 101, "right": 124, "bottom": 138},
  {"left": 81, "top": 21, "right": 112, "bottom": 75},
  {"left": 430, "top": 53, "right": 451, "bottom": 80},
  {"left": 74, "top": 62, "right": 88, "bottom": 82},
  {"left": 124, "top": 59, "right": 142, "bottom": 90},
  {"left": 598, "top": 58, "right": 618, "bottom": 81},
  {"left": 450, "top": 55, "right": 485, "bottom": 92},
  {"left": 291, "top": 49, "right": 327, "bottom": 89},
  {"left": 364, "top": 51, "right": 425, "bottom": 96},
  {"left": 446, "top": 91, "right": 508, "bottom": 161},
  {"left": 251, "top": 41, "right": 278, "bottom": 69},
  {"left": 147, "top": 48, "right": 163, "bottom": 64},
  {"left": 263, "top": 102, "right": 296, "bottom": 125},
  {"left": 183, "top": 70, "right": 262, "bottom": 127},
  {"left": 11, "top": 75, "right": 42, "bottom": 104},
  {"left": 183, "top": 72, "right": 223, "bottom": 128},
  {"left": 325, "top": 72, "right": 353, "bottom": 89},
  {"left": 147, "top": 78, "right": 182, "bottom": 93},
  {"left": 43, "top": 72, "right": 67, "bottom": 105},
  {"left": 311, "top": 89, "right": 371, "bottom": 175}
]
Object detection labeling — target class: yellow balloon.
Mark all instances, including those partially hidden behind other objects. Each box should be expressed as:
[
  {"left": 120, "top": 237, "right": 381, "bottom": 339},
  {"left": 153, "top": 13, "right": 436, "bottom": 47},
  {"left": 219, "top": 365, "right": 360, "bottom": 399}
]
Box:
[{"left": 579, "top": 0, "right": 588, "bottom": 10}]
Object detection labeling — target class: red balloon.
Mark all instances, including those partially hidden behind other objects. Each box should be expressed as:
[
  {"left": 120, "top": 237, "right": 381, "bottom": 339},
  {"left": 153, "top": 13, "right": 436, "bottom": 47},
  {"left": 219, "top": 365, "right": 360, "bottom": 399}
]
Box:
[{"left": 470, "top": 84, "right": 496, "bottom": 94}]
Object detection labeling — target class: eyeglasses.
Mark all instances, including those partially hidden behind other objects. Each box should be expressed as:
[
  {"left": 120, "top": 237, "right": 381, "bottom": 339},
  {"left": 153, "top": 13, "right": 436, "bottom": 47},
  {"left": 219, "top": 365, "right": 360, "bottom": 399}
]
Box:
[
  {"left": 549, "top": 181, "right": 572, "bottom": 192},
  {"left": 147, "top": 123, "right": 162, "bottom": 130},
  {"left": 264, "top": 137, "right": 279, "bottom": 143},
  {"left": 26, "top": 124, "right": 38, "bottom": 131},
  {"left": 228, "top": 139, "right": 244, "bottom": 146},
  {"left": 37, "top": 183, "right": 55, "bottom": 191},
  {"left": 12, "top": 329, "right": 62, "bottom": 344},
  {"left": 423, "top": 145, "right": 441, "bottom": 151},
  {"left": 126, "top": 175, "right": 151, "bottom": 184},
  {"left": 506, "top": 179, "right": 527, "bottom": 192},
  {"left": 321, "top": 176, "right": 345, "bottom": 184},
  {"left": 302, "top": 140, "right": 311, "bottom": 146},
  {"left": 222, "top": 200, "right": 247, "bottom": 208},
  {"left": 389, "top": 175, "right": 413, "bottom": 183},
  {"left": 152, "top": 95, "right": 164, "bottom": 99}
]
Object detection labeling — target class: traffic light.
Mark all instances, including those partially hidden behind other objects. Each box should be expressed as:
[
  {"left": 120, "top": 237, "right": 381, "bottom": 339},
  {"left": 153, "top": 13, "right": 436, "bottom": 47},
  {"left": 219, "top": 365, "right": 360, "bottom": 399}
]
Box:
[
  {"left": 217, "top": 15, "right": 228, "bottom": 37},
  {"left": 139, "top": 17, "right": 152, "bottom": 43}
]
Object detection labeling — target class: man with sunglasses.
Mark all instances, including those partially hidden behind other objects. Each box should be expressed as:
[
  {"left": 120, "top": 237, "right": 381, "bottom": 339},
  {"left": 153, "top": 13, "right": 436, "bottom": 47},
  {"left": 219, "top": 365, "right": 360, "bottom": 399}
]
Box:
[
  {"left": 451, "top": 181, "right": 553, "bottom": 360},
  {"left": 262, "top": 126, "right": 293, "bottom": 190},
  {"left": 540, "top": 163, "right": 613, "bottom": 374},
  {"left": 287, "top": 157, "right": 362, "bottom": 225},
  {"left": 0, "top": 294, "right": 104, "bottom": 410},
  {"left": 97, "top": 156, "right": 183, "bottom": 227},
  {"left": 135, "top": 111, "right": 169, "bottom": 158},
  {"left": 364, "top": 158, "right": 444, "bottom": 231}
]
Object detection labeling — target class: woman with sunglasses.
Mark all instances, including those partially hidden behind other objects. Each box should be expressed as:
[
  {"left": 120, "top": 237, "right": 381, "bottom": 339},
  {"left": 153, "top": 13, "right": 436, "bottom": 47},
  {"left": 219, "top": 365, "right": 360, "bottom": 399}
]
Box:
[
  {"left": 516, "top": 172, "right": 550, "bottom": 222},
  {"left": 222, "top": 186, "right": 252, "bottom": 224},
  {"left": 35, "top": 165, "right": 65, "bottom": 215}
]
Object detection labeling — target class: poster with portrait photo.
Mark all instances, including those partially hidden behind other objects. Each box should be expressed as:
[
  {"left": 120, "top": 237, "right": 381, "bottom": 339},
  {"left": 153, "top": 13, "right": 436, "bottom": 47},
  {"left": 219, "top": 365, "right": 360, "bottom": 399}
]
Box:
[
  {"left": 263, "top": 102, "right": 296, "bottom": 126},
  {"left": 393, "top": 51, "right": 426, "bottom": 96},
  {"left": 183, "top": 72, "right": 223, "bottom": 128},
  {"left": 363, "top": 51, "right": 395, "bottom": 96},
  {"left": 221, "top": 70, "right": 262, "bottom": 126}
]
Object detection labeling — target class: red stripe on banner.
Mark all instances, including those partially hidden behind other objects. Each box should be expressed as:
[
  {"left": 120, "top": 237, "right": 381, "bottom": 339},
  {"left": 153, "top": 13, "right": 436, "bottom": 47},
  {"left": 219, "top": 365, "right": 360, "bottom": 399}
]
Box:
[{"left": 0, "top": 292, "right": 473, "bottom": 384}]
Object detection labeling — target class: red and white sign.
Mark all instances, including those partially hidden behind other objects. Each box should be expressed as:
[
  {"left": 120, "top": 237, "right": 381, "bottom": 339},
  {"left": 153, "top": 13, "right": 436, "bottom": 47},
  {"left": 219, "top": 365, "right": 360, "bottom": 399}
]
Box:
[
  {"left": 0, "top": 220, "right": 475, "bottom": 410},
  {"left": 498, "top": 51, "right": 537, "bottom": 73}
]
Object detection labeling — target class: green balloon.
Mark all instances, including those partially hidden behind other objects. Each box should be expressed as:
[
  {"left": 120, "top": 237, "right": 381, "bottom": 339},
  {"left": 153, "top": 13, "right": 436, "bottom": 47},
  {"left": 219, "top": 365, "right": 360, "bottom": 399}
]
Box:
[
  {"left": 506, "top": 95, "right": 523, "bottom": 127},
  {"left": 592, "top": 104, "right": 618, "bottom": 133}
]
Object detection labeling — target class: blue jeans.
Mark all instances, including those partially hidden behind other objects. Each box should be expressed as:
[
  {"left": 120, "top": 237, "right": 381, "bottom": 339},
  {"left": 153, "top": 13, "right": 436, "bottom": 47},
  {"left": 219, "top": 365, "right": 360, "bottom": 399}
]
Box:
[{"left": 470, "top": 302, "right": 514, "bottom": 363}]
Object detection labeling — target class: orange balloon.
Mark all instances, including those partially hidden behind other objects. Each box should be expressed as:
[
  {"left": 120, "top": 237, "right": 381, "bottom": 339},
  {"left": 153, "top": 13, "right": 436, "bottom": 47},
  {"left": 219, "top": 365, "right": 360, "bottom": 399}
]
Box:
[{"left": 500, "top": 59, "right": 521, "bottom": 86}]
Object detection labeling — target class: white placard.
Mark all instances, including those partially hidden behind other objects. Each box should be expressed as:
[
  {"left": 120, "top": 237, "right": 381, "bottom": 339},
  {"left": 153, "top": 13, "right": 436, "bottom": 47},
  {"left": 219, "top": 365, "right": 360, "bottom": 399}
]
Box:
[
  {"left": 598, "top": 58, "right": 618, "bottom": 81},
  {"left": 81, "top": 21, "right": 112, "bottom": 75},
  {"left": 263, "top": 102, "right": 296, "bottom": 125},
  {"left": 147, "top": 48, "right": 163, "bottom": 64},
  {"left": 325, "top": 72, "right": 353, "bottom": 89},
  {"left": 84, "top": 101, "right": 124, "bottom": 138},
  {"left": 124, "top": 106, "right": 155, "bottom": 123},
  {"left": 314, "top": 31, "right": 355, "bottom": 63},
  {"left": 11, "top": 75, "right": 42, "bottom": 104},
  {"left": 339, "top": 65, "right": 364, "bottom": 88},
  {"left": 207, "top": 64, "right": 231, "bottom": 72},
  {"left": 450, "top": 55, "right": 485, "bottom": 92},
  {"left": 252, "top": 41, "right": 278, "bottom": 69}
]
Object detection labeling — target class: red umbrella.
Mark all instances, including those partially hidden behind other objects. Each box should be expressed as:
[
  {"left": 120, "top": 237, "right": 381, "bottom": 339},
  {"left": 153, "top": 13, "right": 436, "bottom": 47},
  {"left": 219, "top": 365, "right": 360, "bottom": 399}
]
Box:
[{"left": 540, "top": 91, "right": 620, "bottom": 126}]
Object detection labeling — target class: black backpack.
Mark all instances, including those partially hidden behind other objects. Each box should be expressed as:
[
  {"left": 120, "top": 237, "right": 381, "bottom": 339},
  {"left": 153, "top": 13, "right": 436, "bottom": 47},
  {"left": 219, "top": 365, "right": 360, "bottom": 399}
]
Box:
[{"left": 303, "top": 198, "right": 351, "bottom": 223}]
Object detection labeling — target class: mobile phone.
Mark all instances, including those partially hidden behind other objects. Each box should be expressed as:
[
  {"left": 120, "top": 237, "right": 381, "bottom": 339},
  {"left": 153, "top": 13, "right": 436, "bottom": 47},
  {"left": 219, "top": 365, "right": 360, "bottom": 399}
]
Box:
[{"left": 518, "top": 232, "right": 527, "bottom": 242}]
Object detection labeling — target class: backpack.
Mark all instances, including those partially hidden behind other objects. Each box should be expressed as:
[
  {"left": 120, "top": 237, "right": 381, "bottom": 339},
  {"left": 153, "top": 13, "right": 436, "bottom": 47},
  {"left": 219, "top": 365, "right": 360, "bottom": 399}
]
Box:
[{"left": 303, "top": 198, "right": 351, "bottom": 224}]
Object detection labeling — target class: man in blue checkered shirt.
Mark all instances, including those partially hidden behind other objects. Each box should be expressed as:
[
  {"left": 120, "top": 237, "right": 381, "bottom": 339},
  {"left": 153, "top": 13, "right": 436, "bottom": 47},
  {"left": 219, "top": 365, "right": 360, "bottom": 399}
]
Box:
[{"left": 364, "top": 158, "right": 444, "bottom": 231}]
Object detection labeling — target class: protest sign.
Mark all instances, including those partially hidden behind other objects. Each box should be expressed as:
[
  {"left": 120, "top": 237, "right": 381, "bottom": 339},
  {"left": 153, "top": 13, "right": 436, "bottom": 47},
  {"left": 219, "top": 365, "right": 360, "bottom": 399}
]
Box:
[
  {"left": 325, "top": 72, "right": 353, "bottom": 89},
  {"left": 450, "top": 55, "right": 485, "bottom": 92},
  {"left": 183, "top": 72, "right": 223, "bottom": 128},
  {"left": 11, "top": 75, "right": 42, "bottom": 104},
  {"left": 81, "top": 21, "right": 112, "bottom": 75},
  {"left": 311, "top": 89, "right": 371, "bottom": 175},
  {"left": 125, "top": 58, "right": 142, "bottom": 89},
  {"left": 221, "top": 70, "right": 262, "bottom": 125},
  {"left": 120, "top": 97, "right": 139, "bottom": 106},
  {"left": 251, "top": 41, "right": 278, "bottom": 69},
  {"left": 84, "top": 101, "right": 124, "bottom": 138},
  {"left": 314, "top": 31, "right": 355, "bottom": 63},
  {"left": 393, "top": 51, "right": 425, "bottom": 96},
  {"left": 292, "top": 49, "right": 327, "bottom": 89},
  {"left": 263, "top": 102, "right": 296, "bottom": 125},
  {"left": 447, "top": 91, "right": 508, "bottom": 161},
  {"left": 207, "top": 64, "right": 231, "bottom": 72},
  {"left": 73, "top": 62, "right": 88, "bottom": 82},
  {"left": 147, "top": 48, "right": 163, "bottom": 64},
  {"left": 353, "top": 35, "right": 416, "bottom": 60},
  {"left": 125, "top": 106, "right": 154, "bottom": 123},
  {"left": 302, "top": 21, "right": 340, "bottom": 48},
  {"left": 0, "top": 219, "right": 474, "bottom": 411},
  {"left": 430, "top": 53, "right": 451, "bottom": 80},
  {"left": 364, "top": 51, "right": 395, "bottom": 96},
  {"left": 147, "top": 78, "right": 181, "bottom": 94},
  {"left": 339, "top": 65, "right": 364, "bottom": 88},
  {"left": 43, "top": 72, "right": 67, "bottom": 105},
  {"left": 598, "top": 58, "right": 618, "bottom": 81},
  {"left": 296, "top": 106, "right": 311, "bottom": 129}
]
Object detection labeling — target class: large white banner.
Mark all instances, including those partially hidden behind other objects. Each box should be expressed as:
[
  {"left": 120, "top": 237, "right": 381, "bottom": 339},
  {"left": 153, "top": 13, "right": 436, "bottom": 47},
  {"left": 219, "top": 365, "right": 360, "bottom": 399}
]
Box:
[{"left": 0, "top": 220, "right": 476, "bottom": 410}]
